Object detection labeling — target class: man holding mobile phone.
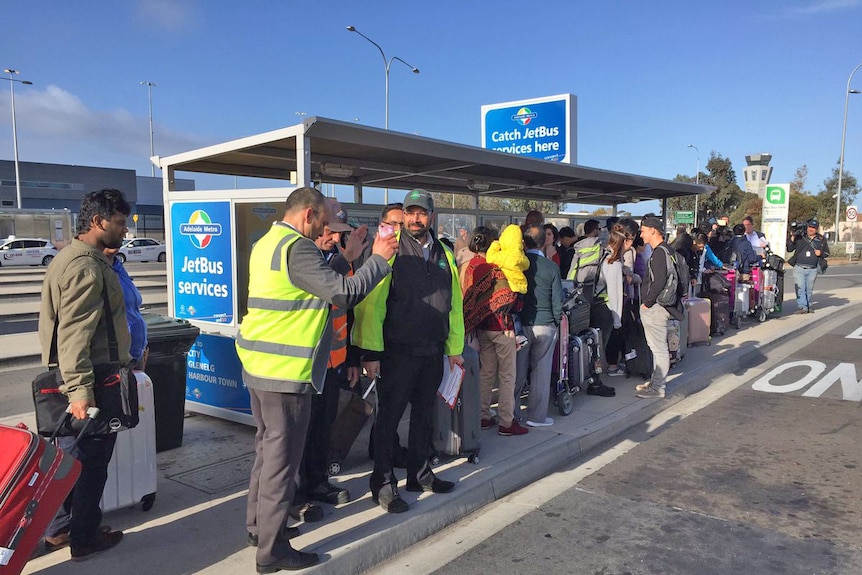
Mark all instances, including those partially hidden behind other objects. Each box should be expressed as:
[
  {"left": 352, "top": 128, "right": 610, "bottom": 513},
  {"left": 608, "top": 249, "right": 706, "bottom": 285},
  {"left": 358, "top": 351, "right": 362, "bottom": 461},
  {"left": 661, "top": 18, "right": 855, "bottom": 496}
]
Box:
[{"left": 353, "top": 189, "right": 465, "bottom": 513}]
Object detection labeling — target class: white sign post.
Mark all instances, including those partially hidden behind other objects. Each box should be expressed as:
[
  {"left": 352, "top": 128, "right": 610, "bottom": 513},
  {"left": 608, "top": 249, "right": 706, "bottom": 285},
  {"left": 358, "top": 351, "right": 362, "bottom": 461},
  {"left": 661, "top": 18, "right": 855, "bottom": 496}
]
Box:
[{"left": 762, "top": 184, "right": 790, "bottom": 259}]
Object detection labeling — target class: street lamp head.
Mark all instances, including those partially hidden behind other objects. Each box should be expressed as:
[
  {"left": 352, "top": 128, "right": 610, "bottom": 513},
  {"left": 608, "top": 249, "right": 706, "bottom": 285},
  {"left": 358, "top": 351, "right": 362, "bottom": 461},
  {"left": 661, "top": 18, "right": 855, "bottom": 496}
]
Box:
[
  {"left": 21, "top": 81, "right": 32, "bottom": 86},
  {"left": 346, "top": 25, "right": 356, "bottom": 32},
  {"left": 850, "top": 89, "right": 862, "bottom": 94},
  {"left": 4, "top": 69, "right": 19, "bottom": 75},
  {"left": 412, "top": 67, "right": 420, "bottom": 74}
]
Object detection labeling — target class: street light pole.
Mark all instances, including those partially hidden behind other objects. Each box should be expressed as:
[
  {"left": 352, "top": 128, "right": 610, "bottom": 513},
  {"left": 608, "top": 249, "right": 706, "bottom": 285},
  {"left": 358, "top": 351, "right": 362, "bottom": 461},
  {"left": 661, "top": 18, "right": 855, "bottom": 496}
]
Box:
[
  {"left": 836, "top": 63, "right": 862, "bottom": 243},
  {"left": 347, "top": 26, "right": 419, "bottom": 203},
  {"left": 346, "top": 26, "right": 420, "bottom": 131},
  {"left": 3, "top": 69, "right": 32, "bottom": 209},
  {"left": 687, "top": 144, "right": 700, "bottom": 228},
  {"left": 140, "top": 81, "right": 157, "bottom": 177}
]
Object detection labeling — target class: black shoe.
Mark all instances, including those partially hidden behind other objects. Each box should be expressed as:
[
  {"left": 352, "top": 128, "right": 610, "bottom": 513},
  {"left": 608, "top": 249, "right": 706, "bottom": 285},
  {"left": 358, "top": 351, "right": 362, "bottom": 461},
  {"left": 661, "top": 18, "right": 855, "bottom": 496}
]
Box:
[
  {"left": 70, "top": 530, "right": 124, "bottom": 562},
  {"left": 405, "top": 474, "right": 455, "bottom": 494},
  {"left": 371, "top": 483, "right": 409, "bottom": 513},
  {"left": 307, "top": 481, "right": 350, "bottom": 505},
  {"left": 288, "top": 502, "right": 323, "bottom": 523},
  {"left": 247, "top": 526, "right": 300, "bottom": 547},
  {"left": 257, "top": 548, "right": 320, "bottom": 573},
  {"left": 587, "top": 383, "right": 616, "bottom": 397}
]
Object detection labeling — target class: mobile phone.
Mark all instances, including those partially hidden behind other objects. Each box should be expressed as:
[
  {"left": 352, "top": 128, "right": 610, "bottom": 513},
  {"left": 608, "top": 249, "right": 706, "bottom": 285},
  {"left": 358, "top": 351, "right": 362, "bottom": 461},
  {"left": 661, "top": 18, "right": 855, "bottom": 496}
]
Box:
[{"left": 378, "top": 223, "right": 394, "bottom": 239}]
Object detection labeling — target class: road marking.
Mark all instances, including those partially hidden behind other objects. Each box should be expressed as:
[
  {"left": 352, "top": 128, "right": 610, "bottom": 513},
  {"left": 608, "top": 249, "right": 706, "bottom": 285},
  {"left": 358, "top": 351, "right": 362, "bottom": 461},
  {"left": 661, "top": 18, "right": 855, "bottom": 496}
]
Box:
[
  {"left": 752, "top": 360, "right": 862, "bottom": 401},
  {"left": 847, "top": 326, "right": 862, "bottom": 339}
]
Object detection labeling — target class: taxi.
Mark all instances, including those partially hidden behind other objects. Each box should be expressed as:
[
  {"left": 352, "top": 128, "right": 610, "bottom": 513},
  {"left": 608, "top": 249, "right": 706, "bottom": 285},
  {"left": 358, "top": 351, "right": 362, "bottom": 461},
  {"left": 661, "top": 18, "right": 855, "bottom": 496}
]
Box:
[
  {"left": 117, "top": 237, "right": 166, "bottom": 263},
  {"left": 0, "top": 237, "right": 59, "bottom": 267}
]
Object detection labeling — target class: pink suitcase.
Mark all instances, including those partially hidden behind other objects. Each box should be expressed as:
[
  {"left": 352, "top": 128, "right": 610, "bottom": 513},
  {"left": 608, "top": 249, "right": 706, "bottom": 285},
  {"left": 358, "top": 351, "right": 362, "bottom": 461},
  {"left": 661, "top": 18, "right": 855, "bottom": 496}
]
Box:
[{"left": 683, "top": 295, "right": 711, "bottom": 347}]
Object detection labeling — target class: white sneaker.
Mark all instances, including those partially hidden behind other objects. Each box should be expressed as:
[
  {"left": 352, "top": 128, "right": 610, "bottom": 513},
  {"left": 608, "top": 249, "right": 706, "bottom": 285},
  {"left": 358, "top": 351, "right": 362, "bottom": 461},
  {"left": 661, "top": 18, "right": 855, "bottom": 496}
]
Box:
[{"left": 526, "top": 417, "right": 554, "bottom": 427}]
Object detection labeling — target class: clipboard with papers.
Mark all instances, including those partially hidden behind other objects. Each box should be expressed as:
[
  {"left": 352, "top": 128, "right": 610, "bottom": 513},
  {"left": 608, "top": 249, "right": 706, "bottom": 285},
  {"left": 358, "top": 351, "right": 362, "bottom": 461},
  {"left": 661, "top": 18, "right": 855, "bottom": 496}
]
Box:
[{"left": 437, "top": 361, "right": 465, "bottom": 409}]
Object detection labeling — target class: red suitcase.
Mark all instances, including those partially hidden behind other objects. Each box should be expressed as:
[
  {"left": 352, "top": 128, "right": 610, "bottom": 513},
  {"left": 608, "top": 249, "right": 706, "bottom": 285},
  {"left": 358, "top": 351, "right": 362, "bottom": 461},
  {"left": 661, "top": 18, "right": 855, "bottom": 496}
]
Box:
[
  {"left": 0, "top": 409, "right": 97, "bottom": 575},
  {"left": 0, "top": 424, "right": 80, "bottom": 575}
]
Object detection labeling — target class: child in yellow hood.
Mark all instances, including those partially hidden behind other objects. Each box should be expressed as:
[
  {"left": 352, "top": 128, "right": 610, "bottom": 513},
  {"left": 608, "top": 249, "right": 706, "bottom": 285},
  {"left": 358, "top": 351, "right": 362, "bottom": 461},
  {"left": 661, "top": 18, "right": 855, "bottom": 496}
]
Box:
[
  {"left": 486, "top": 224, "right": 529, "bottom": 294},
  {"left": 486, "top": 224, "right": 530, "bottom": 350}
]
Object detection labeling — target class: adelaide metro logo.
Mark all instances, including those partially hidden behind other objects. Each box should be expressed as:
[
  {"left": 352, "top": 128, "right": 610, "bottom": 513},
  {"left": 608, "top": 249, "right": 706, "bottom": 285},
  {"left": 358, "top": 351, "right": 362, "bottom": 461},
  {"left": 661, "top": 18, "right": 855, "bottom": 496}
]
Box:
[{"left": 179, "top": 210, "right": 222, "bottom": 249}]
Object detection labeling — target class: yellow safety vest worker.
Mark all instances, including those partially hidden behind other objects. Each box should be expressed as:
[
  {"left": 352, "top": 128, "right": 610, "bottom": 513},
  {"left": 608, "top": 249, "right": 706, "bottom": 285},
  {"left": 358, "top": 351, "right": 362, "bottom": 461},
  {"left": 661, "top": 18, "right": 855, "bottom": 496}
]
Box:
[
  {"left": 352, "top": 235, "right": 464, "bottom": 357},
  {"left": 236, "top": 224, "right": 330, "bottom": 388}
]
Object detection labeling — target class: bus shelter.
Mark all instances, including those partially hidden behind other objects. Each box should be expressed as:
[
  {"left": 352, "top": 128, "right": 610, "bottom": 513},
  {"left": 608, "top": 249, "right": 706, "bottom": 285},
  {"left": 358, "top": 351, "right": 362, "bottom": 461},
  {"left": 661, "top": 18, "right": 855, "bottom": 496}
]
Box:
[{"left": 156, "top": 116, "right": 709, "bottom": 424}]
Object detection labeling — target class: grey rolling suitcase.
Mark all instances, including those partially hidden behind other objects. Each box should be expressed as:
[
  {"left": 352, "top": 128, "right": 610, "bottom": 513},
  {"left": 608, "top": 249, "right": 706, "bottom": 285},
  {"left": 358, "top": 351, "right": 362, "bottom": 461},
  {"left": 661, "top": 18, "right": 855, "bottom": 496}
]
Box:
[
  {"left": 569, "top": 328, "right": 603, "bottom": 388},
  {"left": 431, "top": 344, "right": 481, "bottom": 464}
]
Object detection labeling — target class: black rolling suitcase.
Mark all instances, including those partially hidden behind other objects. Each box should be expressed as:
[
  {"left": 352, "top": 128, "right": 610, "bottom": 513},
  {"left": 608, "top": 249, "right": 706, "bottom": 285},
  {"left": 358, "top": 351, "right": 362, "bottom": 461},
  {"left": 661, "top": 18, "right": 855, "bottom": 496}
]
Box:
[
  {"left": 327, "top": 378, "right": 375, "bottom": 475},
  {"left": 621, "top": 300, "right": 653, "bottom": 380},
  {"left": 431, "top": 344, "right": 481, "bottom": 465},
  {"left": 775, "top": 272, "right": 785, "bottom": 313},
  {"left": 705, "top": 272, "right": 730, "bottom": 335}
]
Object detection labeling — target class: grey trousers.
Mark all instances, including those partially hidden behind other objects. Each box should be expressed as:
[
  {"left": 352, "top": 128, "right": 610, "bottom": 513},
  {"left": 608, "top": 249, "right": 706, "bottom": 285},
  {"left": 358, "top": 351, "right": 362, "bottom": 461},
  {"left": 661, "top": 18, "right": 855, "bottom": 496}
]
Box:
[
  {"left": 514, "top": 324, "right": 558, "bottom": 423},
  {"left": 246, "top": 388, "right": 312, "bottom": 565},
  {"left": 640, "top": 304, "right": 671, "bottom": 391}
]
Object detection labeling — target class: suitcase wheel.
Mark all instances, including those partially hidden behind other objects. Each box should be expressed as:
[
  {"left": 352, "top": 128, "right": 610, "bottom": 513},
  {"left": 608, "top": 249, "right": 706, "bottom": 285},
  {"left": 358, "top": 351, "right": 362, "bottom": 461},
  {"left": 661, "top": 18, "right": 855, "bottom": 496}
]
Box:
[
  {"left": 328, "top": 461, "right": 342, "bottom": 476},
  {"left": 557, "top": 391, "right": 574, "bottom": 416},
  {"left": 757, "top": 309, "right": 768, "bottom": 323},
  {"left": 429, "top": 454, "right": 441, "bottom": 466},
  {"left": 141, "top": 493, "right": 156, "bottom": 512},
  {"left": 468, "top": 452, "right": 480, "bottom": 465}
]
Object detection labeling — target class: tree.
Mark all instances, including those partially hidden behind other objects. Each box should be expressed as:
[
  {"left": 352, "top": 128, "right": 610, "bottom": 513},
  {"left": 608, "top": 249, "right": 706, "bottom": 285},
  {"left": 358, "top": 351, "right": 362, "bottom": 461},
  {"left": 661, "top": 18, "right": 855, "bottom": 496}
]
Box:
[
  {"left": 790, "top": 164, "right": 808, "bottom": 195},
  {"left": 814, "top": 161, "right": 860, "bottom": 227},
  {"left": 789, "top": 189, "right": 820, "bottom": 226},
  {"left": 730, "top": 193, "right": 763, "bottom": 227},
  {"left": 668, "top": 151, "right": 744, "bottom": 228}
]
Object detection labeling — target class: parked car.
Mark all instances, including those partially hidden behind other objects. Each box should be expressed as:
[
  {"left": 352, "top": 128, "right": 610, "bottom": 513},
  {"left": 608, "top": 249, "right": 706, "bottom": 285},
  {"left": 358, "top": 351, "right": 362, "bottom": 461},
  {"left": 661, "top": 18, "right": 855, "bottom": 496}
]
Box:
[
  {"left": 0, "top": 237, "right": 59, "bottom": 267},
  {"left": 117, "top": 238, "right": 166, "bottom": 263}
]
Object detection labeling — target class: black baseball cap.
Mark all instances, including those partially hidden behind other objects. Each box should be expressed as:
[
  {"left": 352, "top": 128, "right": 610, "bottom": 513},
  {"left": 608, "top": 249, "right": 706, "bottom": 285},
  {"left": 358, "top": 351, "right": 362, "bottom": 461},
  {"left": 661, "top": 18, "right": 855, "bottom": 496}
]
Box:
[
  {"left": 807, "top": 218, "right": 820, "bottom": 228},
  {"left": 640, "top": 215, "right": 664, "bottom": 233}
]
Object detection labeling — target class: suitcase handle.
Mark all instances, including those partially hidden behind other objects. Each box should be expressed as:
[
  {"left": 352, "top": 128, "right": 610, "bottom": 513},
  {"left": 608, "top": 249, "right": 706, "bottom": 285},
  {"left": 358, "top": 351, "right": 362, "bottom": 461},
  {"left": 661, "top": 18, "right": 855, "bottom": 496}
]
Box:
[{"left": 49, "top": 406, "right": 101, "bottom": 447}]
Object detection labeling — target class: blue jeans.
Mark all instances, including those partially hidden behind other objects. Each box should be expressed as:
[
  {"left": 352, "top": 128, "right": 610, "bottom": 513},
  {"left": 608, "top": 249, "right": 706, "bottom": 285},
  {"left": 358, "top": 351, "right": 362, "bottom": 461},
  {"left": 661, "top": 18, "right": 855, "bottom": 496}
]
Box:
[{"left": 794, "top": 266, "right": 818, "bottom": 311}]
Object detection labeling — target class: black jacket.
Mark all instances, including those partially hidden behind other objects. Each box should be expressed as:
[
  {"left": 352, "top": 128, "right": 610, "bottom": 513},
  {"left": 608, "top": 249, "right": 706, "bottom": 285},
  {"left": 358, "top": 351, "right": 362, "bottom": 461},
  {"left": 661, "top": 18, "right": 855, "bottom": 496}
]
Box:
[
  {"left": 725, "top": 236, "right": 760, "bottom": 273},
  {"left": 382, "top": 232, "right": 454, "bottom": 357},
  {"left": 642, "top": 242, "right": 684, "bottom": 321},
  {"left": 787, "top": 233, "right": 830, "bottom": 269}
]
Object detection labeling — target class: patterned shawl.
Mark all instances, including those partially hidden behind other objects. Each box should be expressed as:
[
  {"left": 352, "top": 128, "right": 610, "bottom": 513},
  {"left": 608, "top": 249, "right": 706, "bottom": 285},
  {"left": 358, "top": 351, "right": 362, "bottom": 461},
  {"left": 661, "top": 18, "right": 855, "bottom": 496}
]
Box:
[{"left": 463, "top": 258, "right": 517, "bottom": 333}]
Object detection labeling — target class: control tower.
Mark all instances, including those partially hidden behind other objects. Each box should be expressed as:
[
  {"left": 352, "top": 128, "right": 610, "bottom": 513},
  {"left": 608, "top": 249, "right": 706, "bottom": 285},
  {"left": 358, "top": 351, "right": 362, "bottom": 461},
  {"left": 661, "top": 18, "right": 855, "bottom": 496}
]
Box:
[{"left": 743, "top": 153, "right": 773, "bottom": 197}]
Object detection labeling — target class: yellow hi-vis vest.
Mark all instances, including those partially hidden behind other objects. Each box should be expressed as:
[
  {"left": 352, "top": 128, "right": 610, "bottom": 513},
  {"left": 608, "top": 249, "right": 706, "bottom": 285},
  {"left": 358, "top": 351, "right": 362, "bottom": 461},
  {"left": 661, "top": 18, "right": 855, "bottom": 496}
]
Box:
[{"left": 236, "top": 224, "right": 330, "bottom": 387}]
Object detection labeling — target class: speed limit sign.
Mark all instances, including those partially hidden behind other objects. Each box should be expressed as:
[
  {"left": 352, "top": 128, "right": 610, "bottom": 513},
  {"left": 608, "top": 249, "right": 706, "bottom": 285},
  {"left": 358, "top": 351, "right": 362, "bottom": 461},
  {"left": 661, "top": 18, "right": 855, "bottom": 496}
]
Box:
[{"left": 848, "top": 205, "right": 858, "bottom": 222}]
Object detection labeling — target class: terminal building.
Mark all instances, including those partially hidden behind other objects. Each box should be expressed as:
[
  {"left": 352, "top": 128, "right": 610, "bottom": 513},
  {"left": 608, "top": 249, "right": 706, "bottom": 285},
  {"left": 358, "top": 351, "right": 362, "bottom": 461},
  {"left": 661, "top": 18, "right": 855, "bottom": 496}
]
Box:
[{"left": 0, "top": 159, "right": 194, "bottom": 240}]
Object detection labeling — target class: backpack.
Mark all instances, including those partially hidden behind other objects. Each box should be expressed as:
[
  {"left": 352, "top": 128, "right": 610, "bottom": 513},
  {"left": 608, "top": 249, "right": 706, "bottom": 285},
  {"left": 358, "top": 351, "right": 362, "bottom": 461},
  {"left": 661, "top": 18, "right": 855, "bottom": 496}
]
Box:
[
  {"left": 566, "top": 237, "right": 602, "bottom": 284},
  {"left": 654, "top": 245, "right": 689, "bottom": 307},
  {"left": 569, "top": 245, "right": 609, "bottom": 305}
]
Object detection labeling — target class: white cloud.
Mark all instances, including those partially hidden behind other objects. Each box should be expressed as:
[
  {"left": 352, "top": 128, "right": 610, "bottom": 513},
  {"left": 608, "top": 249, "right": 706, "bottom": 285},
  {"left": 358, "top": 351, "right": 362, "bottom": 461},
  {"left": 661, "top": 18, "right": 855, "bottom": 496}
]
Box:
[
  {"left": 780, "top": 0, "right": 862, "bottom": 16},
  {"left": 0, "top": 85, "right": 211, "bottom": 171},
  {"left": 136, "top": 0, "right": 199, "bottom": 33}
]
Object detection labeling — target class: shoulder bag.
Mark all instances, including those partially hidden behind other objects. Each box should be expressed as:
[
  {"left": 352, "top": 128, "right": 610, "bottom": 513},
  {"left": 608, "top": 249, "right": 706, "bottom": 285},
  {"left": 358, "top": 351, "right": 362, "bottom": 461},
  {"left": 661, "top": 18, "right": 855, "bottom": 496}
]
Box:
[{"left": 32, "top": 280, "right": 139, "bottom": 436}]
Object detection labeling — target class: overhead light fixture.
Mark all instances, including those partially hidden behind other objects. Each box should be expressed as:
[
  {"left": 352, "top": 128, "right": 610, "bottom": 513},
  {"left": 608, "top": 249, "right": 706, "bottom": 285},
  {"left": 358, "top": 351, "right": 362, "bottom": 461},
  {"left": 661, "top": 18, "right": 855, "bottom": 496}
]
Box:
[
  {"left": 321, "top": 163, "right": 354, "bottom": 178},
  {"left": 627, "top": 196, "right": 641, "bottom": 203},
  {"left": 467, "top": 180, "right": 491, "bottom": 192}
]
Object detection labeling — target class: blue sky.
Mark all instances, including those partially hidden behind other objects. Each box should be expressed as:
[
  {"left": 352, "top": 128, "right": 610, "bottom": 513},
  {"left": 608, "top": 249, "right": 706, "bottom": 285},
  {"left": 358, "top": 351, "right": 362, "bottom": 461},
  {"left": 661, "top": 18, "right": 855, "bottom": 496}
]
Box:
[{"left": 2, "top": 0, "right": 862, "bottom": 212}]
